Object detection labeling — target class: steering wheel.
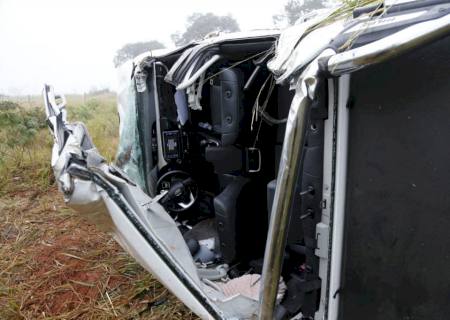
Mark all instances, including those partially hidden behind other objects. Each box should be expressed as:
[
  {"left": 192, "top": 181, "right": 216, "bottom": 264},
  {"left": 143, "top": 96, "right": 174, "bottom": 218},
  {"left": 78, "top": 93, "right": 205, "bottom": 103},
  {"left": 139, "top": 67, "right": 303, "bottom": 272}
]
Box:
[{"left": 156, "top": 170, "right": 198, "bottom": 212}]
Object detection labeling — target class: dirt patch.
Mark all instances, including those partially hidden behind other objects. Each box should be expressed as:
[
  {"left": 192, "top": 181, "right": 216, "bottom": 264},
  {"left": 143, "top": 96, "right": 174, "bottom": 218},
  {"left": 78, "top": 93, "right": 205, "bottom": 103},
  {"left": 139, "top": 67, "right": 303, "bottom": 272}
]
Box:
[
  {"left": 24, "top": 233, "right": 104, "bottom": 315},
  {"left": 0, "top": 187, "right": 198, "bottom": 319}
]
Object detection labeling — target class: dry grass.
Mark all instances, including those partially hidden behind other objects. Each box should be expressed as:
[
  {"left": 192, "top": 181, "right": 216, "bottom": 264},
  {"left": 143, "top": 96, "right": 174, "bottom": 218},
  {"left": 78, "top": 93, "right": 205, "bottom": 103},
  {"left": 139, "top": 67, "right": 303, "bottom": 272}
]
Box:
[{"left": 0, "top": 93, "right": 198, "bottom": 319}]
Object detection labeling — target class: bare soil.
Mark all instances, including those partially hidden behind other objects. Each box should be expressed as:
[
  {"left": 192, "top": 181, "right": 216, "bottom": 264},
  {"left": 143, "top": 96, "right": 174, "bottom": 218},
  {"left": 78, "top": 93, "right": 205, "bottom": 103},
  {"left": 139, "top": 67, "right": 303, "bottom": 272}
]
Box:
[{"left": 0, "top": 186, "right": 199, "bottom": 319}]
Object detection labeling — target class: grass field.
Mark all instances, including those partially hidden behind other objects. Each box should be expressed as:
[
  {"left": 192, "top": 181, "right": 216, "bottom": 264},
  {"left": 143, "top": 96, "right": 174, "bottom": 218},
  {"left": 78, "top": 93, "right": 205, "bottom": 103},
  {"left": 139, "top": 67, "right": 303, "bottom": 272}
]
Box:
[{"left": 0, "top": 93, "right": 198, "bottom": 319}]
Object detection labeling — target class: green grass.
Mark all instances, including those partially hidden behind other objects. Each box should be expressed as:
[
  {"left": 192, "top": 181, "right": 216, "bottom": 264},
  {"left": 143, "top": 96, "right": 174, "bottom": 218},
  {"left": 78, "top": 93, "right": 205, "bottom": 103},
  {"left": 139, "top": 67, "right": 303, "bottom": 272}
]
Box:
[
  {"left": 0, "top": 93, "right": 119, "bottom": 196},
  {"left": 0, "top": 93, "right": 197, "bottom": 319}
]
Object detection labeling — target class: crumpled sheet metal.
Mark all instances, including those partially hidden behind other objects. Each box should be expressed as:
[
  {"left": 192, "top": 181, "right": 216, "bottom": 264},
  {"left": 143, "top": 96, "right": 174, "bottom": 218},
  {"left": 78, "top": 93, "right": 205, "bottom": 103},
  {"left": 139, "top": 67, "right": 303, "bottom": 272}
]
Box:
[
  {"left": 267, "top": 8, "right": 336, "bottom": 76},
  {"left": 115, "top": 60, "right": 146, "bottom": 189},
  {"left": 49, "top": 123, "right": 219, "bottom": 318},
  {"left": 270, "top": 5, "right": 450, "bottom": 83},
  {"left": 48, "top": 120, "right": 268, "bottom": 320},
  {"left": 68, "top": 178, "right": 115, "bottom": 232},
  {"left": 51, "top": 122, "right": 91, "bottom": 190},
  {"left": 267, "top": 8, "right": 345, "bottom": 84},
  {"left": 274, "top": 18, "right": 345, "bottom": 84},
  {"left": 48, "top": 120, "right": 116, "bottom": 232}
]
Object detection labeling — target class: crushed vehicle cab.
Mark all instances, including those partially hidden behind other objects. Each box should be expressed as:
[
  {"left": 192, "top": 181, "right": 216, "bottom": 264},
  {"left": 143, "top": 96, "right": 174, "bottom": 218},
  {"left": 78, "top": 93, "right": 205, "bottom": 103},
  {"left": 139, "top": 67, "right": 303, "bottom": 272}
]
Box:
[{"left": 44, "top": 0, "right": 450, "bottom": 319}]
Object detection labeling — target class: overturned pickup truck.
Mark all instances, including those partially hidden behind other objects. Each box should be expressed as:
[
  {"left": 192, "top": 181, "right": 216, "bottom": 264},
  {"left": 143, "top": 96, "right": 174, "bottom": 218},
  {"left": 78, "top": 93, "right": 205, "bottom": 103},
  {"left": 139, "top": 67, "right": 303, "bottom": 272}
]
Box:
[{"left": 44, "top": 1, "right": 450, "bottom": 319}]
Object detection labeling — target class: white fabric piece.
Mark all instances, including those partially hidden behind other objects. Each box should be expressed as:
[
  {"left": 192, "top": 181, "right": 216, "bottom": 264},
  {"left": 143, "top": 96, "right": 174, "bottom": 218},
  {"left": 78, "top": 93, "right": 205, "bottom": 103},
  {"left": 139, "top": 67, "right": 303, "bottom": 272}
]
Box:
[{"left": 217, "top": 274, "right": 286, "bottom": 302}]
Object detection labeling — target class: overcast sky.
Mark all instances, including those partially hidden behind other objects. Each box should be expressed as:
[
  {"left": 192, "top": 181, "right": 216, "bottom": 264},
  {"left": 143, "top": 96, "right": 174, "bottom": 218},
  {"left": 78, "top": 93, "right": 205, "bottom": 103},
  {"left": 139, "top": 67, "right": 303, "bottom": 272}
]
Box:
[{"left": 0, "top": 0, "right": 285, "bottom": 95}]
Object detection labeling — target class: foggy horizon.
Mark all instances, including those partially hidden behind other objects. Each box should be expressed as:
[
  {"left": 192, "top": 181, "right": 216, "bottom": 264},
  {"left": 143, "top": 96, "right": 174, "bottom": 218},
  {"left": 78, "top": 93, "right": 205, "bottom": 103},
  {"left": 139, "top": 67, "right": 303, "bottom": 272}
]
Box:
[{"left": 0, "top": 0, "right": 286, "bottom": 96}]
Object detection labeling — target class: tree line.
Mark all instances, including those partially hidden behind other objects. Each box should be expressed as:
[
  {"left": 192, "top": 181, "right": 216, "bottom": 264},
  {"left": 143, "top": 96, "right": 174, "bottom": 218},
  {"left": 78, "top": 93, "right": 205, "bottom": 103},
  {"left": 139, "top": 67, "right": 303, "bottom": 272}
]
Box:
[{"left": 113, "top": 0, "right": 338, "bottom": 67}]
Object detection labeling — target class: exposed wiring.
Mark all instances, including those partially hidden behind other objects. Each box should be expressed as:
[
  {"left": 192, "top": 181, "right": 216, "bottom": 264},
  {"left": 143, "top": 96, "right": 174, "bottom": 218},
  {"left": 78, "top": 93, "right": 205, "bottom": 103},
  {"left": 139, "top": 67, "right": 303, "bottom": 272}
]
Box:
[
  {"left": 251, "top": 74, "right": 287, "bottom": 148},
  {"left": 339, "top": 1, "right": 387, "bottom": 51},
  {"left": 200, "top": 48, "right": 274, "bottom": 86}
]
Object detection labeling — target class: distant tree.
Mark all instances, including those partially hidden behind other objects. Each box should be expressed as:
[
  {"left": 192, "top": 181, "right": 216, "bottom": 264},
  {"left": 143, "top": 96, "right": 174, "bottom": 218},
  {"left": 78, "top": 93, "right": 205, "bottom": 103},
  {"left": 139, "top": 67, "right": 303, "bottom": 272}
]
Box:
[
  {"left": 171, "top": 13, "right": 240, "bottom": 47},
  {"left": 273, "top": 0, "right": 336, "bottom": 26},
  {"left": 113, "top": 41, "right": 165, "bottom": 67}
]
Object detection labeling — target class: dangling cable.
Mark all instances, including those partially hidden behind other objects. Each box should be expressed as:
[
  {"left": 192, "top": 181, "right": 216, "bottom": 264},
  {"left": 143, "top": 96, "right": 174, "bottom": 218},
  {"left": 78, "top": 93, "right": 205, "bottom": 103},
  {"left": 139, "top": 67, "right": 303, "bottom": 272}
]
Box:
[{"left": 251, "top": 74, "right": 288, "bottom": 148}]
